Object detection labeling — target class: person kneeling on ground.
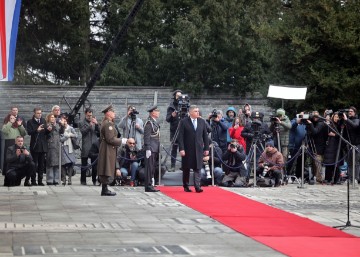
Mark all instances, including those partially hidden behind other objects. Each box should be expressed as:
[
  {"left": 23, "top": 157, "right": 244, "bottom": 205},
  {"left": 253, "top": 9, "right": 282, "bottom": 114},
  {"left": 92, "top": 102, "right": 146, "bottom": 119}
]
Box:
[
  {"left": 221, "top": 140, "right": 247, "bottom": 187},
  {"left": 4, "top": 136, "right": 35, "bottom": 187},
  {"left": 257, "top": 140, "right": 284, "bottom": 187},
  {"left": 200, "top": 140, "right": 223, "bottom": 186}
]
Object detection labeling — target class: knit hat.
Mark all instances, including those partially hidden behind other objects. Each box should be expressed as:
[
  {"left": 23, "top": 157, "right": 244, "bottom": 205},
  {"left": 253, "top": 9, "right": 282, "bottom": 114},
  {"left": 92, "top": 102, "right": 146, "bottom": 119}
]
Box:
[
  {"left": 276, "top": 108, "right": 285, "bottom": 116},
  {"left": 265, "top": 140, "right": 275, "bottom": 148}
]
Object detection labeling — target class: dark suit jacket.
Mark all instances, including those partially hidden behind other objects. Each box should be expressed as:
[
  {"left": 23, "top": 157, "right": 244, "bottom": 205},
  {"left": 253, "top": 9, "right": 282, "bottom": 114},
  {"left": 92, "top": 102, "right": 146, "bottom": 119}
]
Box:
[
  {"left": 26, "top": 117, "right": 48, "bottom": 153},
  {"left": 178, "top": 117, "right": 209, "bottom": 170}
]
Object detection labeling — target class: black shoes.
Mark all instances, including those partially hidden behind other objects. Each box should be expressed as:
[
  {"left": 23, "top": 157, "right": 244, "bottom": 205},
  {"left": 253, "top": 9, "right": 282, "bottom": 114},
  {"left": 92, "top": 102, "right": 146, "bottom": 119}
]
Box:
[
  {"left": 38, "top": 182, "right": 45, "bottom": 186},
  {"left": 81, "top": 182, "right": 87, "bottom": 185},
  {"left": 145, "top": 186, "right": 159, "bottom": 192},
  {"left": 184, "top": 186, "right": 192, "bottom": 192},
  {"left": 24, "top": 181, "right": 32, "bottom": 187},
  {"left": 101, "top": 185, "right": 116, "bottom": 196},
  {"left": 31, "top": 182, "right": 38, "bottom": 186},
  {"left": 195, "top": 187, "right": 203, "bottom": 193}
]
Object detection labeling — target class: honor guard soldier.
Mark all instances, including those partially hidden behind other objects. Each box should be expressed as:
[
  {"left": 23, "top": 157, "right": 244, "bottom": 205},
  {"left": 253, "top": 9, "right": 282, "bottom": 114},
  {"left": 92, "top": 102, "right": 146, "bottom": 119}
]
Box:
[
  {"left": 97, "top": 105, "right": 125, "bottom": 196},
  {"left": 144, "top": 105, "right": 161, "bottom": 192}
]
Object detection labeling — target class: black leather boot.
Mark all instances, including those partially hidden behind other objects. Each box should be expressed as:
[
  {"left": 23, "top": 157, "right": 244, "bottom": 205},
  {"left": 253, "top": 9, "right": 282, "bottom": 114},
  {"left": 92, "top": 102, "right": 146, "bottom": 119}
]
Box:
[{"left": 101, "top": 184, "right": 116, "bottom": 196}]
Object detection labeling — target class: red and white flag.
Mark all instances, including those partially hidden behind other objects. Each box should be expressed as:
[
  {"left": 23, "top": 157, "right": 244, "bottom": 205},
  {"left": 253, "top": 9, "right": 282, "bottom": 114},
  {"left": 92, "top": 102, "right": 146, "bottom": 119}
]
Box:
[{"left": 0, "top": 0, "right": 21, "bottom": 81}]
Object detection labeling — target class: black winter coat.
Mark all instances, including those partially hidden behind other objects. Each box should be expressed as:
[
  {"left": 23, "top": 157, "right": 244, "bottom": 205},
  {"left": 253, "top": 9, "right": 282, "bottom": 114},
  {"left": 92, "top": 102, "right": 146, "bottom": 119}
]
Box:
[
  {"left": 178, "top": 117, "right": 209, "bottom": 170},
  {"left": 26, "top": 117, "right": 48, "bottom": 153}
]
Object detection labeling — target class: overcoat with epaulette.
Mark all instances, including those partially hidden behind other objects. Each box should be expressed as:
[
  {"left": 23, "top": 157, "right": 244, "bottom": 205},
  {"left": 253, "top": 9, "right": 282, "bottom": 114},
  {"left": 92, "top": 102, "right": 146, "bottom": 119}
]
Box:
[{"left": 97, "top": 119, "right": 122, "bottom": 177}]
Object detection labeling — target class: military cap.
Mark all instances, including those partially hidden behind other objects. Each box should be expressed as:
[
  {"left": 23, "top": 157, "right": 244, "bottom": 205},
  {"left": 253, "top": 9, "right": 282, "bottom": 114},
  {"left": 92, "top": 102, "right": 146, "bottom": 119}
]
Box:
[
  {"left": 102, "top": 105, "right": 114, "bottom": 114},
  {"left": 147, "top": 105, "right": 159, "bottom": 112}
]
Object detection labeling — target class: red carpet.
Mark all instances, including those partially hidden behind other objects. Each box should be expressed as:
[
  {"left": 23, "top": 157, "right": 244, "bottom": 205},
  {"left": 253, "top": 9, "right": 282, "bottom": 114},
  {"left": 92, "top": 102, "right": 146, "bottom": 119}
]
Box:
[{"left": 160, "top": 186, "right": 360, "bottom": 257}]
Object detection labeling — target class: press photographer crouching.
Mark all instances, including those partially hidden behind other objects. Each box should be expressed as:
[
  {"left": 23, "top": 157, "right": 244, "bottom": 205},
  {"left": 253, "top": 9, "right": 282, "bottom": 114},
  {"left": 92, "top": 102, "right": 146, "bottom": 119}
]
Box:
[
  {"left": 4, "top": 136, "right": 36, "bottom": 187},
  {"left": 118, "top": 138, "right": 143, "bottom": 187},
  {"left": 200, "top": 139, "right": 223, "bottom": 186},
  {"left": 221, "top": 139, "right": 247, "bottom": 187},
  {"left": 257, "top": 140, "right": 284, "bottom": 187}
]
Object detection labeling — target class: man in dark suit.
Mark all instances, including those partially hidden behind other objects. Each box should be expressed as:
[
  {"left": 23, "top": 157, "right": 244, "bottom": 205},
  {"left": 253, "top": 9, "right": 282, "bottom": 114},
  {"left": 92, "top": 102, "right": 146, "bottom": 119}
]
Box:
[
  {"left": 143, "top": 105, "right": 161, "bottom": 192},
  {"left": 26, "top": 107, "right": 47, "bottom": 186},
  {"left": 178, "top": 105, "right": 210, "bottom": 193},
  {"left": 79, "top": 108, "right": 100, "bottom": 185}
]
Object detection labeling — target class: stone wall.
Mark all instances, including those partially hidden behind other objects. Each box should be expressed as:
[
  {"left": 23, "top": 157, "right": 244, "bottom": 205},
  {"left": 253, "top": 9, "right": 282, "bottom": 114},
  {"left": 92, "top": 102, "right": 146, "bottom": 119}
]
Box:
[{"left": 0, "top": 85, "right": 273, "bottom": 167}]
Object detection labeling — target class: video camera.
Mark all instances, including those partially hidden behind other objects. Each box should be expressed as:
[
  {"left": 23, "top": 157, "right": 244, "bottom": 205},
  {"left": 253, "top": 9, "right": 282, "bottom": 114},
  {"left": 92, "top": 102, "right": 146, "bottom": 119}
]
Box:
[
  {"left": 177, "top": 94, "right": 190, "bottom": 118},
  {"left": 296, "top": 113, "right": 312, "bottom": 124},
  {"left": 269, "top": 115, "right": 279, "bottom": 123},
  {"left": 324, "top": 109, "right": 333, "bottom": 116},
  {"left": 210, "top": 109, "right": 219, "bottom": 119},
  {"left": 338, "top": 109, "right": 349, "bottom": 118},
  {"left": 129, "top": 107, "right": 139, "bottom": 121}
]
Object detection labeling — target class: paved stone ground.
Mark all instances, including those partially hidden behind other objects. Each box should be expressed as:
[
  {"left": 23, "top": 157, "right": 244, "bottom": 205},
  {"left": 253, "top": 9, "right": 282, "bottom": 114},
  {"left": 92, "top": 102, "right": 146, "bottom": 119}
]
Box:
[{"left": 0, "top": 172, "right": 359, "bottom": 257}]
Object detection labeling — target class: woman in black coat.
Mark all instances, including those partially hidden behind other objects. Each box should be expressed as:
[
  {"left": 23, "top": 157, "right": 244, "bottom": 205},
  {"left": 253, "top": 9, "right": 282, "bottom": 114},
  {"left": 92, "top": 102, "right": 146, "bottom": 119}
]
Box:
[{"left": 323, "top": 113, "right": 342, "bottom": 184}]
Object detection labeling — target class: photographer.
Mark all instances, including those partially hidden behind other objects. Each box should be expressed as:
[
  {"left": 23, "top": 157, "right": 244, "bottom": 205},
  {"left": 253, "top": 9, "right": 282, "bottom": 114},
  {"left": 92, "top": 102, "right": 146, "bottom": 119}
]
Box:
[
  {"left": 257, "top": 140, "right": 284, "bottom": 187},
  {"left": 241, "top": 111, "right": 271, "bottom": 155},
  {"left": 305, "top": 111, "right": 328, "bottom": 183},
  {"left": 221, "top": 139, "right": 247, "bottom": 187},
  {"left": 118, "top": 105, "right": 144, "bottom": 151},
  {"left": 118, "top": 138, "right": 144, "bottom": 187},
  {"left": 79, "top": 108, "right": 100, "bottom": 185},
  {"left": 200, "top": 139, "right": 223, "bottom": 186},
  {"left": 207, "top": 109, "right": 228, "bottom": 153},
  {"left": 166, "top": 89, "right": 183, "bottom": 171},
  {"left": 342, "top": 106, "right": 360, "bottom": 183},
  {"left": 269, "top": 108, "right": 291, "bottom": 162},
  {"left": 4, "top": 136, "right": 35, "bottom": 187},
  {"left": 287, "top": 112, "right": 307, "bottom": 178}
]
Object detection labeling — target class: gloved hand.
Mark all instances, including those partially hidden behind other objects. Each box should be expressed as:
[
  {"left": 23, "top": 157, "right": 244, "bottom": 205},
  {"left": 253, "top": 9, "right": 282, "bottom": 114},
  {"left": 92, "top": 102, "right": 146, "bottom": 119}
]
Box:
[
  {"left": 121, "top": 138, "right": 127, "bottom": 145},
  {"left": 146, "top": 150, "right": 151, "bottom": 158}
]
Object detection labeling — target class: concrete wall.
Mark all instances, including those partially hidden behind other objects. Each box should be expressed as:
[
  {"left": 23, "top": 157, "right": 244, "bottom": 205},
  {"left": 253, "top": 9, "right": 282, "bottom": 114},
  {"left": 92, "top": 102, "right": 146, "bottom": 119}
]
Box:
[{"left": 0, "top": 85, "right": 273, "bottom": 167}]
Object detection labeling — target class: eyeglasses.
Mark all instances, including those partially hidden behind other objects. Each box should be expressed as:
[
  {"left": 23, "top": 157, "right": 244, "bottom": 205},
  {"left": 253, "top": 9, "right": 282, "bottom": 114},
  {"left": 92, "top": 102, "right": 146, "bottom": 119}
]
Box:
[{"left": 128, "top": 142, "right": 135, "bottom": 145}]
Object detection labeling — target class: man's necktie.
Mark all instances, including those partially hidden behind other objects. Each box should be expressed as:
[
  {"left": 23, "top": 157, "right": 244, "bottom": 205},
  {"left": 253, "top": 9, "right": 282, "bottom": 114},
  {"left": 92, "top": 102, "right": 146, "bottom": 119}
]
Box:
[{"left": 192, "top": 119, "right": 197, "bottom": 130}]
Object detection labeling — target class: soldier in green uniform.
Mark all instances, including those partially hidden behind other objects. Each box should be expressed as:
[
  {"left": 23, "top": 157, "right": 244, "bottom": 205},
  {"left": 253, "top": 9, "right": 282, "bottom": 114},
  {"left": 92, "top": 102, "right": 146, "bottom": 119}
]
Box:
[{"left": 97, "top": 105, "right": 124, "bottom": 196}]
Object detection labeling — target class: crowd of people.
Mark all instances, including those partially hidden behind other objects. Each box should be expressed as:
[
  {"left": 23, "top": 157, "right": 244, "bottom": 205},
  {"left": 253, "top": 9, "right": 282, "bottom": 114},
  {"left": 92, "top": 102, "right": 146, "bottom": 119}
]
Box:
[{"left": 1, "top": 94, "right": 358, "bottom": 194}]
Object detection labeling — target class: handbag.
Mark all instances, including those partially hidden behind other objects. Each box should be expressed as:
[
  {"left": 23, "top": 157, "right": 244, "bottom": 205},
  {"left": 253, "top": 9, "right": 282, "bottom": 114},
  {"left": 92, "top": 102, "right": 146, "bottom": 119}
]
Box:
[{"left": 71, "top": 137, "right": 80, "bottom": 150}]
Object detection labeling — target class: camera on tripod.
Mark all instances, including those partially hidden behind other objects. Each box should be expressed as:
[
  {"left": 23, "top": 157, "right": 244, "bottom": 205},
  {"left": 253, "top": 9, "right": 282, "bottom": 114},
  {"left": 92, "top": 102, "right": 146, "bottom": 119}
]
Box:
[
  {"left": 269, "top": 115, "right": 279, "bottom": 123},
  {"left": 129, "top": 108, "right": 139, "bottom": 121},
  {"left": 204, "top": 161, "right": 211, "bottom": 179},
  {"left": 177, "top": 94, "right": 190, "bottom": 118}
]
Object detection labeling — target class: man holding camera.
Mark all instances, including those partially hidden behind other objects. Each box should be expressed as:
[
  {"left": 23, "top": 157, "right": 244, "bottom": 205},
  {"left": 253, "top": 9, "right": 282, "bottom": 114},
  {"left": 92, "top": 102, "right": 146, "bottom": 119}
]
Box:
[
  {"left": 118, "top": 105, "right": 144, "bottom": 151},
  {"left": 207, "top": 109, "right": 228, "bottom": 153},
  {"left": 221, "top": 139, "right": 247, "bottom": 187},
  {"left": 79, "top": 108, "right": 100, "bottom": 185},
  {"left": 258, "top": 140, "right": 284, "bottom": 187},
  {"left": 342, "top": 106, "right": 360, "bottom": 183},
  {"left": 166, "top": 90, "right": 182, "bottom": 171},
  {"left": 119, "top": 138, "right": 143, "bottom": 187},
  {"left": 269, "top": 108, "right": 291, "bottom": 162},
  {"left": 26, "top": 107, "right": 47, "bottom": 186},
  {"left": 4, "top": 136, "right": 36, "bottom": 187},
  {"left": 305, "top": 111, "right": 328, "bottom": 182}
]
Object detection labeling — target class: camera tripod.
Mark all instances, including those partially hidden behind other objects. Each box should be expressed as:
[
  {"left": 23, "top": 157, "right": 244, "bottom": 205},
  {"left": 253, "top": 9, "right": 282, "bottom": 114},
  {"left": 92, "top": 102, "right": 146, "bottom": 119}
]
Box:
[
  {"left": 247, "top": 135, "right": 265, "bottom": 187},
  {"left": 322, "top": 121, "right": 360, "bottom": 230}
]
